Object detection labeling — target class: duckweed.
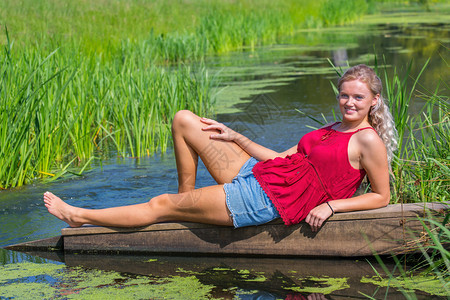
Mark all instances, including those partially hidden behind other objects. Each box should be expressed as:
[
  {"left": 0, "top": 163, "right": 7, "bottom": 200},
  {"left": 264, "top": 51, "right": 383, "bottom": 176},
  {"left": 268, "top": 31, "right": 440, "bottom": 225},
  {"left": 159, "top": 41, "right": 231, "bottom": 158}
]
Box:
[
  {"left": 0, "top": 261, "right": 64, "bottom": 283},
  {"left": 0, "top": 282, "right": 58, "bottom": 299},
  {"left": 0, "top": 262, "right": 217, "bottom": 299},
  {"left": 285, "top": 276, "right": 350, "bottom": 295},
  {"left": 361, "top": 274, "right": 449, "bottom": 297}
]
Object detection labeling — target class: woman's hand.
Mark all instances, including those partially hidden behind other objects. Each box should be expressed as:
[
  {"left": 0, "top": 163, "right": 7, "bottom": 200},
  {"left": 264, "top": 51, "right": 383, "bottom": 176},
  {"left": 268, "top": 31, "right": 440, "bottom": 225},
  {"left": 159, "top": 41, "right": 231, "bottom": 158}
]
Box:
[
  {"left": 200, "top": 117, "right": 237, "bottom": 142},
  {"left": 200, "top": 116, "right": 296, "bottom": 162},
  {"left": 305, "top": 202, "right": 334, "bottom": 232}
]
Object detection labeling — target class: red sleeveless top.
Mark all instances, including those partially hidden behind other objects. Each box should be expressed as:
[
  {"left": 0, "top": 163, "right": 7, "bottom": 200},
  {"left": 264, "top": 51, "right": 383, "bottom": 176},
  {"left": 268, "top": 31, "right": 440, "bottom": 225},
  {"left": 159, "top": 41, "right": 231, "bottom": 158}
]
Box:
[{"left": 253, "top": 123, "right": 374, "bottom": 225}]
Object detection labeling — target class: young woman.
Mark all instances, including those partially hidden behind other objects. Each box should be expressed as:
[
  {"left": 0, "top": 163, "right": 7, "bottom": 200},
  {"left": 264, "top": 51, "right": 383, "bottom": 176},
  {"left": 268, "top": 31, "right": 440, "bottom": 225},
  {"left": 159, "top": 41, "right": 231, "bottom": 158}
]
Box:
[{"left": 44, "top": 64, "right": 397, "bottom": 232}]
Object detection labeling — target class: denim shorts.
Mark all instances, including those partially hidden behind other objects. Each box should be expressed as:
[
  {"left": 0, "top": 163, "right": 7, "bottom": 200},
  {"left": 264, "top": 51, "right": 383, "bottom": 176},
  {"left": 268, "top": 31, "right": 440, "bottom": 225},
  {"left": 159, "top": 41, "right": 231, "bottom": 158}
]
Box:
[{"left": 224, "top": 157, "right": 280, "bottom": 228}]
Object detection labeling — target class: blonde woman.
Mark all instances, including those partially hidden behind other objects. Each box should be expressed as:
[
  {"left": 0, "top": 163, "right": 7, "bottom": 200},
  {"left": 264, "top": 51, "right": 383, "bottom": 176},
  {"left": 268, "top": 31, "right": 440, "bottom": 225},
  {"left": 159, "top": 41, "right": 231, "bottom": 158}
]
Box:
[{"left": 44, "top": 64, "right": 397, "bottom": 232}]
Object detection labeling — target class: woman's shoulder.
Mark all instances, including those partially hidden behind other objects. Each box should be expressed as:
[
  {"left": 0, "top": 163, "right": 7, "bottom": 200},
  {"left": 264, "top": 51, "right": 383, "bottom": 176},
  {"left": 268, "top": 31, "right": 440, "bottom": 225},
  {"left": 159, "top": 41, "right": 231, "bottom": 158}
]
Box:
[{"left": 353, "top": 127, "right": 385, "bottom": 149}]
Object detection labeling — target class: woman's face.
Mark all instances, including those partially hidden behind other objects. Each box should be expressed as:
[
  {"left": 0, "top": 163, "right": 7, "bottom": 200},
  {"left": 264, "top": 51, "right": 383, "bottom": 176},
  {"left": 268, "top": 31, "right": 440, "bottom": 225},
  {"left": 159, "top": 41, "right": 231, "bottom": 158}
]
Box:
[{"left": 338, "top": 79, "right": 378, "bottom": 123}]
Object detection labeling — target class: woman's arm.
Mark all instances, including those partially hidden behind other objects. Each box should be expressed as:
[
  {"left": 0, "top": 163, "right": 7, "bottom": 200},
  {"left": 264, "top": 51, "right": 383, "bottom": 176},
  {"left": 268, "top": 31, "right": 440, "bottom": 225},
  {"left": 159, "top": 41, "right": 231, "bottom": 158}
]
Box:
[
  {"left": 200, "top": 117, "right": 297, "bottom": 161},
  {"left": 305, "top": 131, "right": 391, "bottom": 232}
]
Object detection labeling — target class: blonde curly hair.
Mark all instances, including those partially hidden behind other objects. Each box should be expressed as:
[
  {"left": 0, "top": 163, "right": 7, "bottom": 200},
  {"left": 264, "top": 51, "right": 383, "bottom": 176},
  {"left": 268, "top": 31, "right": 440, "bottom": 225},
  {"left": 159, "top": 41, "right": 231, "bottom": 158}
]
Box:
[{"left": 337, "top": 64, "right": 398, "bottom": 165}]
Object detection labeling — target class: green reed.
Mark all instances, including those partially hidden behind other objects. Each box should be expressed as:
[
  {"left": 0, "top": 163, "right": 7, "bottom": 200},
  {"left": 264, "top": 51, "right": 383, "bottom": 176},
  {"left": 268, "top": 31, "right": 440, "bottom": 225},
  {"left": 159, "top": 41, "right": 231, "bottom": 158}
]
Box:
[
  {"left": 0, "top": 40, "right": 216, "bottom": 188},
  {"left": 363, "top": 212, "right": 449, "bottom": 298},
  {"left": 367, "top": 63, "right": 448, "bottom": 298},
  {"left": 386, "top": 62, "right": 449, "bottom": 204},
  {"left": 320, "top": 0, "right": 368, "bottom": 26},
  {"left": 0, "top": 0, "right": 375, "bottom": 65}
]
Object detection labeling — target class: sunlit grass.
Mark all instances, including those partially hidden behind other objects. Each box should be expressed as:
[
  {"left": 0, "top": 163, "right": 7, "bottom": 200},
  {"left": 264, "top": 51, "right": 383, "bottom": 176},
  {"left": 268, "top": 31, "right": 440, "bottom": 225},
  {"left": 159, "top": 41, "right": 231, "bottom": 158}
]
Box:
[
  {"left": 0, "top": 37, "right": 216, "bottom": 188},
  {"left": 385, "top": 61, "right": 450, "bottom": 204},
  {"left": 0, "top": 0, "right": 376, "bottom": 63}
]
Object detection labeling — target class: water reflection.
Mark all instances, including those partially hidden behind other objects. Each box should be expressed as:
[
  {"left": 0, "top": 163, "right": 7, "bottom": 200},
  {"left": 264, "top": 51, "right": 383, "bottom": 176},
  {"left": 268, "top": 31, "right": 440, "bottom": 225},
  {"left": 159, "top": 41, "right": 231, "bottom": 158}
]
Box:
[{"left": 0, "top": 248, "right": 417, "bottom": 299}]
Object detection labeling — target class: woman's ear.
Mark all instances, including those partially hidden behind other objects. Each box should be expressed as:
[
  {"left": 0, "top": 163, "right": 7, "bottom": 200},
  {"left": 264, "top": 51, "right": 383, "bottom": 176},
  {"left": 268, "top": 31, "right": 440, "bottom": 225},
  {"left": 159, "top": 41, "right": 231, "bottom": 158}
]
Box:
[{"left": 372, "top": 94, "right": 380, "bottom": 107}]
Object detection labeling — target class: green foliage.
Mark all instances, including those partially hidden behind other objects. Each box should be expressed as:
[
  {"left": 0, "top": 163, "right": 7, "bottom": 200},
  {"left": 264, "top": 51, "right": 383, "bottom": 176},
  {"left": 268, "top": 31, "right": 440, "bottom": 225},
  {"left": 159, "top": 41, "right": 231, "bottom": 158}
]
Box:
[
  {"left": 386, "top": 62, "right": 450, "bottom": 204},
  {"left": 0, "top": 0, "right": 375, "bottom": 64},
  {"left": 320, "top": 0, "right": 368, "bottom": 26},
  {"left": 0, "top": 41, "right": 216, "bottom": 188},
  {"left": 363, "top": 213, "right": 449, "bottom": 298}
]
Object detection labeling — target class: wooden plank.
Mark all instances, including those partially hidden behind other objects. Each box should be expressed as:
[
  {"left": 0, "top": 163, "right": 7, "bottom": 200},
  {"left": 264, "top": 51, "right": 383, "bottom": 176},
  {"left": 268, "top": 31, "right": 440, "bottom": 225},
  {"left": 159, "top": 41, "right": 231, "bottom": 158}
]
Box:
[
  {"left": 62, "top": 222, "right": 213, "bottom": 236},
  {"left": 4, "top": 236, "right": 63, "bottom": 252},
  {"left": 62, "top": 215, "right": 426, "bottom": 256},
  {"left": 61, "top": 202, "right": 448, "bottom": 256},
  {"left": 5, "top": 202, "right": 447, "bottom": 257}
]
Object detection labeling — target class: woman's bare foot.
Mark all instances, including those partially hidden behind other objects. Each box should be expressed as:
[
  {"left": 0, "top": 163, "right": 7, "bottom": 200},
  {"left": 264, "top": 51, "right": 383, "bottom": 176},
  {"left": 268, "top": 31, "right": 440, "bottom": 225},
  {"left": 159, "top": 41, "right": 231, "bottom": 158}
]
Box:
[{"left": 43, "top": 192, "right": 84, "bottom": 227}]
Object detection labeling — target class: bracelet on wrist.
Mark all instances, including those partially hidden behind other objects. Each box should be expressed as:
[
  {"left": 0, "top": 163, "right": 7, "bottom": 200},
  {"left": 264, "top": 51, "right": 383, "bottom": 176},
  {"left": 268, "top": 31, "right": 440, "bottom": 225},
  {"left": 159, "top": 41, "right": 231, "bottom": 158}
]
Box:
[{"left": 326, "top": 202, "right": 335, "bottom": 215}]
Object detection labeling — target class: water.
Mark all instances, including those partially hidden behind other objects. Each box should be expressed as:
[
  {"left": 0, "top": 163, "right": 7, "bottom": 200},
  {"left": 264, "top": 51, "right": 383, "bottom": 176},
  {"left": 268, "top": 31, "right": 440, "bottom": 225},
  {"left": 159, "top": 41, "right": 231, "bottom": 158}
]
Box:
[{"left": 1, "top": 16, "right": 449, "bottom": 299}]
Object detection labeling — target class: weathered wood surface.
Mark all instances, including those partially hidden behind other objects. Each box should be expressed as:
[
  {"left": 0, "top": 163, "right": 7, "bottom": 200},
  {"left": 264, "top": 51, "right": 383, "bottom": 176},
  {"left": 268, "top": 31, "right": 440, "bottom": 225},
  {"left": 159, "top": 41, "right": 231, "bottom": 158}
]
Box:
[{"left": 6, "top": 202, "right": 449, "bottom": 257}]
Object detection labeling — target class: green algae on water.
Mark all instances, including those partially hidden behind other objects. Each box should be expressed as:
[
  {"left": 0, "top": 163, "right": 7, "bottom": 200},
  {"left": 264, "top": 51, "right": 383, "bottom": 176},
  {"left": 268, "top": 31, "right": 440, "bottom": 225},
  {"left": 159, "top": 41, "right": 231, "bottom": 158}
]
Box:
[
  {"left": 0, "top": 282, "right": 59, "bottom": 299},
  {"left": 0, "top": 262, "right": 64, "bottom": 298},
  {"left": 176, "top": 267, "right": 204, "bottom": 275},
  {"left": 361, "top": 274, "right": 449, "bottom": 297},
  {"left": 60, "top": 267, "right": 127, "bottom": 290},
  {"left": 0, "top": 261, "right": 64, "bottom": 283},
  {"left": 0, "top": 261, "right": 217, "bottom": 300},
  {"left": 284, "top": 276, "right": 350, "bottom": 295},
  {"left": 212, "top": 267, "right": 235, "bottom": 271},
  {"left": 68, "top": 276, "right": 216, "bottom": 300},
  {"left": 244, "top": 274, "right": 267, "bottom": 282}
]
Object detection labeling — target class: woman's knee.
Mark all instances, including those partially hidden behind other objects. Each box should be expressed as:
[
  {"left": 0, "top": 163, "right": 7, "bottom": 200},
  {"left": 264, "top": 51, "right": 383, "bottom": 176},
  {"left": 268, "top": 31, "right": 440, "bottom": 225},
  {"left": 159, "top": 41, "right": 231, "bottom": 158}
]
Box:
[
  {"left": 172, "top": 110, "right": 199, "bottom": 134},
  {"left": 148, "top": 193, "right": 170, "bottom": 210},
  {"left": 148, "top": 193, "right": 173, "bottom": 222}
]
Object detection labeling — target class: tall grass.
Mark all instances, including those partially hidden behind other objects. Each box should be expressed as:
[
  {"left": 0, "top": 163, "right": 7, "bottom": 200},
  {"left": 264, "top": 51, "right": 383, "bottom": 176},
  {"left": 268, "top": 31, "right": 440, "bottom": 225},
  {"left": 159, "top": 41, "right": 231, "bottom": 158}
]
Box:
[
  {"left": 384, "top": 61, "right": 450, "bottom": 204},
  {"left": 0, "top": 0, "right": 375, "bottom": 64},
  {"left": 362, "top": 212, "right": 449, "bottom": 298},
  {"left": 0, "top": 37, "right": 216, "bottom": 188},
  {"left": 320, "top": 0, "right": 369, "bottom": 26},
  {"left": 368, "top": 62, "right": 448, "bottom": 298}
]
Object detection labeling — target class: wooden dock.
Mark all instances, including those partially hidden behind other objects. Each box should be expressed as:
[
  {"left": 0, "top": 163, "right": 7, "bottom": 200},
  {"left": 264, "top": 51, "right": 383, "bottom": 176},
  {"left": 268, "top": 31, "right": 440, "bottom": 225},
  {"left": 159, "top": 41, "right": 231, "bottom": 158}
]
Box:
[{"left": 5, "top": 202, "right": 448, "bottom": 257}]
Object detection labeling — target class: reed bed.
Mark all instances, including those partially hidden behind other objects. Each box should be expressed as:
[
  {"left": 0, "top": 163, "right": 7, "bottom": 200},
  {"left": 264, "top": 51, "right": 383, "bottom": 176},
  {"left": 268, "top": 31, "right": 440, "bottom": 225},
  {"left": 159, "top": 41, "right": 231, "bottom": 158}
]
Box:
[
  {"left": 0, "top": 38, "right": 215, "bottom": 188},
  {"left": 1, "top": 0, "right": 393, "bottom": 64},
  {"left": 385, "top": 61, "right": 450, "bottom": 204}
]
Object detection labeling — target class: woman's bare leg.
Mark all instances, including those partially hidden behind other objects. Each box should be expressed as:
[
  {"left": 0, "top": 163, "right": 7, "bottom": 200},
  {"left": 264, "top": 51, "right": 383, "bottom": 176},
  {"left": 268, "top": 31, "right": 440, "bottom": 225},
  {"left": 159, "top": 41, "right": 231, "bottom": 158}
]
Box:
[
  {"left": 44, "top": 187, "right": 233, "bottom": 228},
  {"left": 172, "top": 110, "right": 250, "bottom": 193}
]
